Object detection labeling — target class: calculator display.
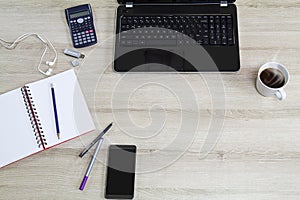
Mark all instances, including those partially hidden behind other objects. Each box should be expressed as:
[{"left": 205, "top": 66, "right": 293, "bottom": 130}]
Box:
[{"left": 70, "top": 11, "right": 90, "bottom": 19}]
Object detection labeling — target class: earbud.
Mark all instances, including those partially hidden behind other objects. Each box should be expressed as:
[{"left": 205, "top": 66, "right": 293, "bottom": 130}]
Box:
[
  {"left": 38, "top": 67, "right": 52, "bottom": 76},
  {"left": 45, "top": 68, "right": 53, "bottom": 76},
  {"left": 42, "top": 61, "right": 55, "bottom": 76},
  {"left": 46, "top": 60, "right": 55, "bottom": 66}
]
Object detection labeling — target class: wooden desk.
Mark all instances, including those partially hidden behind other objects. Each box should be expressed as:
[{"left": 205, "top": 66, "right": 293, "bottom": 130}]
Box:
[{"left": 1, "top": 0, "right": 300, "bottom": 199}]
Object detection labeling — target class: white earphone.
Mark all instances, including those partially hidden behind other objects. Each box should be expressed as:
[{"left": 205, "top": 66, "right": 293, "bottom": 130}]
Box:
[{"left": 0, "top": 33, "right": 57, "bottom": 76}]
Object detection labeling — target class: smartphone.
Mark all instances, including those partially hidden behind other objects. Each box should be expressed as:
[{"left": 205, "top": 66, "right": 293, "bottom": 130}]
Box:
[{"left": 105, "top": 145, "right": 137, "bottom": 199}]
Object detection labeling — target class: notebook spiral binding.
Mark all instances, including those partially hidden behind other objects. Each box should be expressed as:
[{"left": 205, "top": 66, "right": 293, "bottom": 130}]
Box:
[{"left": 21, "top": 86, "right": 47, "bottom": 149}]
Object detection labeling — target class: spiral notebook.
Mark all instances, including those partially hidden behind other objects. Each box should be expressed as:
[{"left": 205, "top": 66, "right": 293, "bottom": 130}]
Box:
[{"left": 0, "top": 69, "right": 95, "bottom": 168}]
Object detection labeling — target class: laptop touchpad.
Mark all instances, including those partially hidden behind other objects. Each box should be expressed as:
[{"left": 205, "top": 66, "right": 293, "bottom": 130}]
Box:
[{"left": 144, "top": 49, "right": 184, "bottom": 72}]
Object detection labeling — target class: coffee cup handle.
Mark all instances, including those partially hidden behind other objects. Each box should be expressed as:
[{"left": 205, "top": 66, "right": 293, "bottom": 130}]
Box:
[{"left": 275, "top": 90, "right": 286, "bottom": 101}]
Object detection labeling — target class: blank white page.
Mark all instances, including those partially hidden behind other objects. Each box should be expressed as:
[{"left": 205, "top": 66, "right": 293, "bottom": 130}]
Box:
[
  {"left": 0, "top": 88, "right": 41, "bottom": 168},
  {"left": 27, "top": 69, "right": 95, "bottom": 148}
]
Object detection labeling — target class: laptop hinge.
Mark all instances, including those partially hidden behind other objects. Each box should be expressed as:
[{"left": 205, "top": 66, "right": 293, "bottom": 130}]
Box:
[
  {"left": 220, "top": 1, "right": 228, "bottom": 7},
  {"left": 125, "top": 2, "right": 133, "bottom": 8}
]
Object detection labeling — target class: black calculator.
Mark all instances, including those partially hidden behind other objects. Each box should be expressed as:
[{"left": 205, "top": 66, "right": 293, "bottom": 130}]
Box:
[{"left": 65, "top": 4, "right": 97, "bottom": 48}]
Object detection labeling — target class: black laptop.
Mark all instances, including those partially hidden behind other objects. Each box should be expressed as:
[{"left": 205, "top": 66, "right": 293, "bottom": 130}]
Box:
[{"left": 114, "top": 0, "right": 240, "bottom": 72}]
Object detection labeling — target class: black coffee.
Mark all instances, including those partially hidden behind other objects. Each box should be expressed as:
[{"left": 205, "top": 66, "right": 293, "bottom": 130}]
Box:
[{"left": 260, "top": 68, "right": 286, "bottom": 88}]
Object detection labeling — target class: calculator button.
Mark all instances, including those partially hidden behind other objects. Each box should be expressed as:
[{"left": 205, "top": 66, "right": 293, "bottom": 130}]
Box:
[
  {"left": 74, "top": 40, "right": 78, "bottom": 42},
  {"left": 89, "top": 30, "right": 94, "bottom": 33},
  {"left": 88, "top": 40, "right": 91, "bottom": 42},
  {"left": 87, "top": 37, "right": 91, "bottom": 39},
  {"left": 81, "top": 31, "right": 85, "bottom": 34},
  {"left": 85, "top": 31, "right": 89, "bottom": 34},
  {"left": 74, "top": 36, "right": 77, "bottom": 39},
  {"left": 79, "top": 42, "right": 83, "bottom": 44},
  {"left": 83, "top": 41, "right": 87, "bottom": 44},
  {"left": 83, "top": 38, "right": 86, "bottom": 40},
  {"left": 91, "top": 39, "right": 95, "bottom": 42},
  {"left": 77, "top": 18, "right": 84, "bottom": 23},
  {"left": 78, "top": 35, "right": 81, "bottom": 38},
  {"left": 73, "top": 34, "right": 76, "bottom": 36},
  {"left": 90, "top": 33, "right": 94, "bottom": 36}
]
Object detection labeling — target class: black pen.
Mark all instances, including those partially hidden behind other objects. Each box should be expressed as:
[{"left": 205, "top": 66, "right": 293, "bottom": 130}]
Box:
[
  {"left": 50, "top": 83, "right": 60, "bottom": 139},
  {"left": 79, "top": 122, "right": 113, "bottom": 157}
]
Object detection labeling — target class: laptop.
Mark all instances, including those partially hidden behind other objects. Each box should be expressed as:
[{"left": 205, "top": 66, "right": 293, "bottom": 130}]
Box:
[{"left": 114, "top": 0, "right": 240, "bottom": 72}]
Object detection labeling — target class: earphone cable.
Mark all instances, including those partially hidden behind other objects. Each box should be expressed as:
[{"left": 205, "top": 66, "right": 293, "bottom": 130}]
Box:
[{"left": 0, "top": 33, "right": 57, "bottom": 76}]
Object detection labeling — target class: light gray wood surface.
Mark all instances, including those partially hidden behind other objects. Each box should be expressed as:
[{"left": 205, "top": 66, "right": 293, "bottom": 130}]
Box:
[{"left": 1, "top": 0, "right": 300, "bottom": 199}]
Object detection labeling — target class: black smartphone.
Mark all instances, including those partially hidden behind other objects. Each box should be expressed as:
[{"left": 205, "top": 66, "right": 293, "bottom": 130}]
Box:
[{"left": 105, "top": 145, "right": 137, "bottom": 199}]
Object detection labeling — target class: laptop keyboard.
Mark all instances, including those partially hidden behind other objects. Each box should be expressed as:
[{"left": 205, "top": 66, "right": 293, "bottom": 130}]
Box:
[{"left": 119, "top": 15, "right": 234, "bottom": 47}]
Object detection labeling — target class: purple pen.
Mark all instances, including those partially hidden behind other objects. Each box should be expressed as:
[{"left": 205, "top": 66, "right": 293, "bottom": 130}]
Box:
[{"left": 79, "top": 138, "right": 104, "bottom": 190}]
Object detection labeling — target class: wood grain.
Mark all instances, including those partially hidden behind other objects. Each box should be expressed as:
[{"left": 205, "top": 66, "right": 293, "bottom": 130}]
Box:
[{"left": 0, "top": 0, "right": 300, "bottom": 199}]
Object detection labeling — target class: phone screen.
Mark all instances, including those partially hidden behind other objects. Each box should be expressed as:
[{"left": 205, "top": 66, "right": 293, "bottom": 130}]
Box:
[{"left": 105, "top": 145, "right": 136, "bottom": 199}]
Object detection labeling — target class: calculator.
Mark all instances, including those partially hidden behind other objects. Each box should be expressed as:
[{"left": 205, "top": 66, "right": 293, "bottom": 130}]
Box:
[{"left": 65, "top": 4, "right": 97, "bottom": 48}]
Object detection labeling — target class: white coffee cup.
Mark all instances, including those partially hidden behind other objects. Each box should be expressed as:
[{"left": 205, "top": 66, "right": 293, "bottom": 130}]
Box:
[{"left": 256, "top": 62, "right": 290, "bottom": 100}]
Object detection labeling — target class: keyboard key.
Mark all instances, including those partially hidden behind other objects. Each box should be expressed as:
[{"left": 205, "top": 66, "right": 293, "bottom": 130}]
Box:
[
  {"left": 178, "top": 40, "right": 184, "bottom": 45},
  {"left": 121, "top": 40, "right": 126, "bottom": 46},
  {"left": 146, "top": 40, "right": 177, "bottom": 46},
  {"left": 126, "top": 40, "right": 132, "bottom": 46},
  {"left": 132, "top": 40, "right": 139, "bottom": 46},
  {"left": 139, "top": 40, "right": 146, "bottom": 46},
  {"left": 222, "top": 38, "right": 227, "bottom": 45},
  {"left": 203, "top": 38, "right": 209, "bottom": 45}
]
